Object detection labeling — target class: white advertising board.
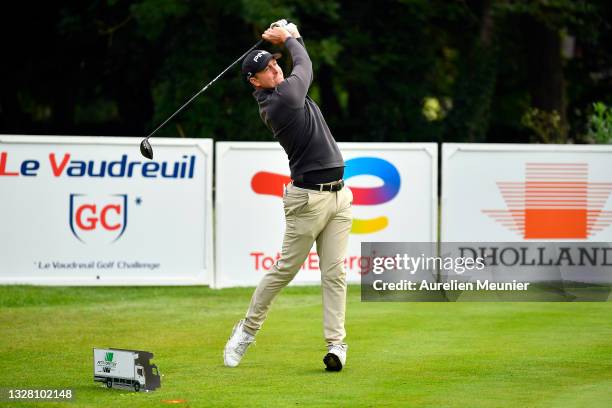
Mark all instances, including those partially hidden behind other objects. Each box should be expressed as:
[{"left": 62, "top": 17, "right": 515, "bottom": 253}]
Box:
[
  {"left": 0, "top": 135, "right": 213, "bottom": 285},
  {"left": 442, "top": 143, "right": 612, "bottom": 242},
  {"left": 214, "top": 142, "right": 437, "bottom": 288}
]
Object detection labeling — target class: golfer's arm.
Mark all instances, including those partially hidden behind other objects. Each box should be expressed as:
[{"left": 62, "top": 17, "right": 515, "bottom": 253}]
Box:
[
  {"left": 277, "top": 37, "right": 312, "bottom": 107},
  {"left": 296, "top": 37, "right": 306, "bottom": 50}
]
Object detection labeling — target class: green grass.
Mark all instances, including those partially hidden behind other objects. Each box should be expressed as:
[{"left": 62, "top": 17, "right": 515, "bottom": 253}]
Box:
[{"left": 0, "top": 285, "right": 611, "bottom": 407}]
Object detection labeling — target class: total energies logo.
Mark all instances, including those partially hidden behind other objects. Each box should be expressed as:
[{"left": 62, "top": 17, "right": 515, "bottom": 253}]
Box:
[
  {"left": 483, "top": 163, "right": 612, "bottom": 239},
  {"left": 251, "top": 157, "right": 401, "bottom": 234},
  {"left": 69, "top": 194, "right": 133, "bottom": 243}
]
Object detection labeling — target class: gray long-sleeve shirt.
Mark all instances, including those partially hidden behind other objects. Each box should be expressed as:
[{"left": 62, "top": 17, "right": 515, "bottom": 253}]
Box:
[{"left": 252, "top": 37, "right": 344, "bottom": 181}]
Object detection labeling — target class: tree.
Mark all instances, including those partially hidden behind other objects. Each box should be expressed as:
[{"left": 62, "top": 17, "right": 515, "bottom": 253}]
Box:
[{"left": 1, "top": 1, "right": 610, "bottom": 144}]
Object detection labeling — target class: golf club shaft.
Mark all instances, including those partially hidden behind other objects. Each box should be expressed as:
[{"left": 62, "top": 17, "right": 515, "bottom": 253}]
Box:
[{"left": 145, "top": 39, "right": 264, "bottom": 140}]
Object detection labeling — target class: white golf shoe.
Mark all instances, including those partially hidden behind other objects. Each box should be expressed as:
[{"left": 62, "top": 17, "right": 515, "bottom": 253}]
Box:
[
  {"left": 323, "top": 343, "right": 348, "bottom": 371},
  {"left": 223, "top": 319, "right": 255, "bottom": 367}
]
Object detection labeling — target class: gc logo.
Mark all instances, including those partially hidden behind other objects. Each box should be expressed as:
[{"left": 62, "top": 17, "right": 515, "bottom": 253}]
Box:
[{"left": 69, "top": 194, "right": 128, "bottom": 243}]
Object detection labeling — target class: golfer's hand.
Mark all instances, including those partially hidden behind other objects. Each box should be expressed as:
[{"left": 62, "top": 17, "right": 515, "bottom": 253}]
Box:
[
  {"left": 285, "top": 23, "right": 301, "bottom": 39},
  {"left": 262, "top": 27, "right": 292, "bottom": 45}
]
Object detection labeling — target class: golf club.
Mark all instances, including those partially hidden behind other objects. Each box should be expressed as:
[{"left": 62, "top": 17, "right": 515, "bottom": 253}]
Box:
[{"left": 140, "top": 20, "right": 289, "bottom": 159}]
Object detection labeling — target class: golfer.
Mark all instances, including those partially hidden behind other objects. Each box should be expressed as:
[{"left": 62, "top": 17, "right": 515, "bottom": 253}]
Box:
[{"left": 224, "top": 23, "right": 353, "bottom": 371}]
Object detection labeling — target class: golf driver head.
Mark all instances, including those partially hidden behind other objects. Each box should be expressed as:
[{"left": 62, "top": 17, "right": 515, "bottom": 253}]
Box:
[{"left": 140, "top": 138, "right": 153, "bottom": 160}]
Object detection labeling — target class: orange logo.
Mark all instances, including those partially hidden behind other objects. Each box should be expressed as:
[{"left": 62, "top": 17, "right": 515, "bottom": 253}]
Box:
[{"left": 483, "top": 163, "right": 612, "bottom": 239}]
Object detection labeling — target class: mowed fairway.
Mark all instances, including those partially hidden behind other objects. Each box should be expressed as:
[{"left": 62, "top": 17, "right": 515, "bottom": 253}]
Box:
[{"left": 0, "top": 285, "right": 610, "bottom": 408}]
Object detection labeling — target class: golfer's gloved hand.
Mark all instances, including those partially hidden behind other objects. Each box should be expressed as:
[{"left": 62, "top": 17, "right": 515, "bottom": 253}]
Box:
[
  {"left": 285, "top": 23, "right": 300, "bottom": 38},
  {"left": 270, "top": 19, "right": 288, "bottom": 28},
  {"left": 269, "top": 19, "right": 300, "bottom": 39}
]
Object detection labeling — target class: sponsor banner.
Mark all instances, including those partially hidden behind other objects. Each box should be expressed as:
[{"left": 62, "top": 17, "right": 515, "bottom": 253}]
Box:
[
  {"left": 0, "top": 135, "right": 213, "bottom": 285},
  {"left": 361, "top": 242, "right": 612, "bottom": 302},
  {"left": 214, "top": 142, "right": 437, "bottom": 288},
  {"left": 442, "top": 144, "right": 612, "bottom": 242}
]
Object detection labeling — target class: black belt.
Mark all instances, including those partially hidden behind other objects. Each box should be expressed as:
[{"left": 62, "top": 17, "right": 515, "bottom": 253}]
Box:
[{"left": 293, "top": 180, "right": 344, "bottom": 192}]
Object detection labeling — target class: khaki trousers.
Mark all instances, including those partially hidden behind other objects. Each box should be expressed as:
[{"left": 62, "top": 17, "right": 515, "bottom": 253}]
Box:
[{"left": 244, "top": 182, "right": 353, "bottom": 344}]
